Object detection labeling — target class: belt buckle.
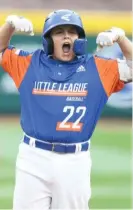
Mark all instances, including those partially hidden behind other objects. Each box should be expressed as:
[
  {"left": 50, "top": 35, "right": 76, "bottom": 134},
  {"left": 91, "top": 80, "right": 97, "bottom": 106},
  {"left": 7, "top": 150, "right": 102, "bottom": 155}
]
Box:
[
  {"left": 29, "top": 137, "right": 36, "bottom": 148},
  {"left": 75, "top": 143, "right": 82, "bottom": 153},
  {"left": 52, "top": 143, "right": 55, "bottom": 152}
]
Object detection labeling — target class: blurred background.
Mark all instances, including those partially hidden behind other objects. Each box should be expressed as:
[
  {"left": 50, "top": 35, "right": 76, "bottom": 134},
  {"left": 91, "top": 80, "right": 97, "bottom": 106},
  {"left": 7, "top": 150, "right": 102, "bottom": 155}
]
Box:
[{"left": 0, "top": 0, "right": 132, "bottom": 209}]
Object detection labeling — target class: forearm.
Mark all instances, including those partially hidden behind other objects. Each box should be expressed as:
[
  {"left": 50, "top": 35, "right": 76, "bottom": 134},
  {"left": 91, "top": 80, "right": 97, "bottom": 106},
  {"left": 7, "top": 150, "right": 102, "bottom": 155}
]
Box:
[
  {"left": 0, "top": 23, "right": 15, "bottom": 52},
  {"left": 96, "top": 27, "right": 132, "bottom": 83},
  {"left": 118, "top": 37, "right": 132, "bottom": 60},
  {"left": 117, "top": 37, "right": 132, "bottom": 83}
]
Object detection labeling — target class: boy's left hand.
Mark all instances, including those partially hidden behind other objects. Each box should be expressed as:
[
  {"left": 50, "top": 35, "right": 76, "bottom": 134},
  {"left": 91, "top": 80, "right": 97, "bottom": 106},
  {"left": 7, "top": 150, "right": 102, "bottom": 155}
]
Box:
[{"left": 96, "top": 27, "right": 125, "bottom": 47}]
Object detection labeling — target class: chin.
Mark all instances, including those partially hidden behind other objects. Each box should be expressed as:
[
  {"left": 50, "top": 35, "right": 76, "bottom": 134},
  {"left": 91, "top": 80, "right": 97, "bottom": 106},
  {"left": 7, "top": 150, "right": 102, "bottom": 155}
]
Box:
[
  {"left": 62, "top": 58, "right": 73, "bottom": 62},
  {"left": 62, "top": 54, "right": 75, "bottom": 62}
]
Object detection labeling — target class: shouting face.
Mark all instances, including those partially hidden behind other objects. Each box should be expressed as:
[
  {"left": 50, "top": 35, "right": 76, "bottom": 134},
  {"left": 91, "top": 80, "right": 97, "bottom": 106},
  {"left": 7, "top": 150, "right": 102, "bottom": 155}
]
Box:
[{"left": 50, "top": 25, "right": 79, "bottom": 62}]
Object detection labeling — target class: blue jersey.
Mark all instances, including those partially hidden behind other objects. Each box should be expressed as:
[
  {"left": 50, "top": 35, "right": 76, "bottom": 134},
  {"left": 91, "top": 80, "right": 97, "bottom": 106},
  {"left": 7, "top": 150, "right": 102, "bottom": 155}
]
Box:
[{"left": 2, "top": 47, "right": 124, "bottom": 143}]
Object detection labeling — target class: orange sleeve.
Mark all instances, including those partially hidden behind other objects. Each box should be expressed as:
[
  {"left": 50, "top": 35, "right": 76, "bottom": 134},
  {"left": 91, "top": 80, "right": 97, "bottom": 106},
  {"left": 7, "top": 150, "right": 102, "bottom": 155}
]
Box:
[
  {"left": 94, "top": 56, "right": 125, "bottom": 97},
  {"left": 1, "top": 47, "right": 32, "bottom": 88}
]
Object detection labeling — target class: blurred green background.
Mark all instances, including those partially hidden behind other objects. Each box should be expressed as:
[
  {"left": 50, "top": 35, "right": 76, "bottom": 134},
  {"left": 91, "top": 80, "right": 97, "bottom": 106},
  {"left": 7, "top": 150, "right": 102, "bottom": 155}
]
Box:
[
  {"left": 0, "top": 2, "right": 132, "bottom": 209},
  {"left": 0, "top": 117, "right": 131, "bottom": 209}
]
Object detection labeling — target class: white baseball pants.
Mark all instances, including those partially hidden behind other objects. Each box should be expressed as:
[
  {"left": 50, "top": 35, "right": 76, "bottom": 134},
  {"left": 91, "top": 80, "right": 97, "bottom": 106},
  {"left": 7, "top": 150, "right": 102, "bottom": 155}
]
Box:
[{"left": 13, "top": 142, "right": 92, "bottom": 210}]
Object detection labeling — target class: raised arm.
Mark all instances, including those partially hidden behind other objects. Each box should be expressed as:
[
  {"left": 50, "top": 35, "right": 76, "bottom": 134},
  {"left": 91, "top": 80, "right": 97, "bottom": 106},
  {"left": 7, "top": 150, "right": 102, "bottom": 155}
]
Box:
[
  {"left": 0, "top": 23, "right": 15, "bottom": 53},
  {"left": 118, "top": 36, "right": 132, "bottom": 60},
  {"left": 0, "top": 15, "right": 34, "bottom": 64},
  {"left": 96, "top": 27, "right": 132, "bottom": 83}
]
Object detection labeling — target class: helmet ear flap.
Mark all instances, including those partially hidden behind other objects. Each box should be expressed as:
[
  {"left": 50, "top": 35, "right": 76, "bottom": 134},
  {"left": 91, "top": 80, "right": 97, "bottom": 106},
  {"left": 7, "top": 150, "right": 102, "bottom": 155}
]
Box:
[
  {"left": 73, "top": 38, "right": 88, "bottom": 56},
  {"left": 43, "top": 37, "right": 54, "bottom": 55}
]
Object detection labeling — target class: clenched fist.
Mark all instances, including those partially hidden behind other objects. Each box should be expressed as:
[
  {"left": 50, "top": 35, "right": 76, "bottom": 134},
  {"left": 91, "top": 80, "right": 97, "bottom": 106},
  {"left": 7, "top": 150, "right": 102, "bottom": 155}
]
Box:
[
  {"left": 6, "top": 15, "right": 34, "bottom": 36},
  {"left": 96, "top": 27, "right": 125, "bottom": 47}
]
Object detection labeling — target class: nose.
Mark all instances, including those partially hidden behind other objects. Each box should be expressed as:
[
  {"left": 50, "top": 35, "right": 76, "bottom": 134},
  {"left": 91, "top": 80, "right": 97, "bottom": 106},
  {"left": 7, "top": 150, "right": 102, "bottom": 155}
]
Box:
[{"left": 64, "top": 31, "right": 70, "bottom": 39}]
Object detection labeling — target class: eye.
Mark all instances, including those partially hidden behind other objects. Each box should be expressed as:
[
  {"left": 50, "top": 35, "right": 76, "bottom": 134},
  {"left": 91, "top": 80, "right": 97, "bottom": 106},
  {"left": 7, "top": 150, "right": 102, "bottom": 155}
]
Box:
[
  {"left": 69, "top": 30, "right": 77, "bottom": 34},
  {"left": 55, "top": 29, "right": 63, "bottom": 34},
  {"left": 56, "top": 31, "right": 62, "bottom": 34}
]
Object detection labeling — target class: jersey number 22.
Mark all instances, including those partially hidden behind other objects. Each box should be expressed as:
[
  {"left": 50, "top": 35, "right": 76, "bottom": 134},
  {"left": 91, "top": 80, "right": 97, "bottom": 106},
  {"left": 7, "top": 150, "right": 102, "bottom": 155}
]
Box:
[{"left": 56, "top": 106, "right": 86, "bottom": 132}]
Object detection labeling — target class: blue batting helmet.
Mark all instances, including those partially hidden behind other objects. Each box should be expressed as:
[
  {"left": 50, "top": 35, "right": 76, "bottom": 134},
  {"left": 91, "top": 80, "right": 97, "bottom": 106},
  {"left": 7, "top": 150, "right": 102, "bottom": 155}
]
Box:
[{"left": 42, "top": 9, "right": 88, "bottom": 55}]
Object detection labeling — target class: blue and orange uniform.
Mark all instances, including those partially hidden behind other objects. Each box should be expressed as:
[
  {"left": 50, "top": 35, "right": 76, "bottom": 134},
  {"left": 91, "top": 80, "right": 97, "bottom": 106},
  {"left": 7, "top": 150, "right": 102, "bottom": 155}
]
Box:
[{"left": 1, "top": 46, "right": 124, "bottom": 144}]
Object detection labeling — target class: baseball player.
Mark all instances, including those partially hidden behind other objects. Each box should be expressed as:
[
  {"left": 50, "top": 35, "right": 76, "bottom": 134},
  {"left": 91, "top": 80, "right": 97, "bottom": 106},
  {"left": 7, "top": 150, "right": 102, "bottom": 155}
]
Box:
[{"left": 0, "top": 9, "right": 132, "bottom": 210}]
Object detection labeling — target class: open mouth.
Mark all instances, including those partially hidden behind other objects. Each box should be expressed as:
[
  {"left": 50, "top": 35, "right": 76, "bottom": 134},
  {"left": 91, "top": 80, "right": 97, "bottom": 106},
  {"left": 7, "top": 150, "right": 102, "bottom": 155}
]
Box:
[{"left": 62, "top": 43, "right": 71, "bottom": 53}]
